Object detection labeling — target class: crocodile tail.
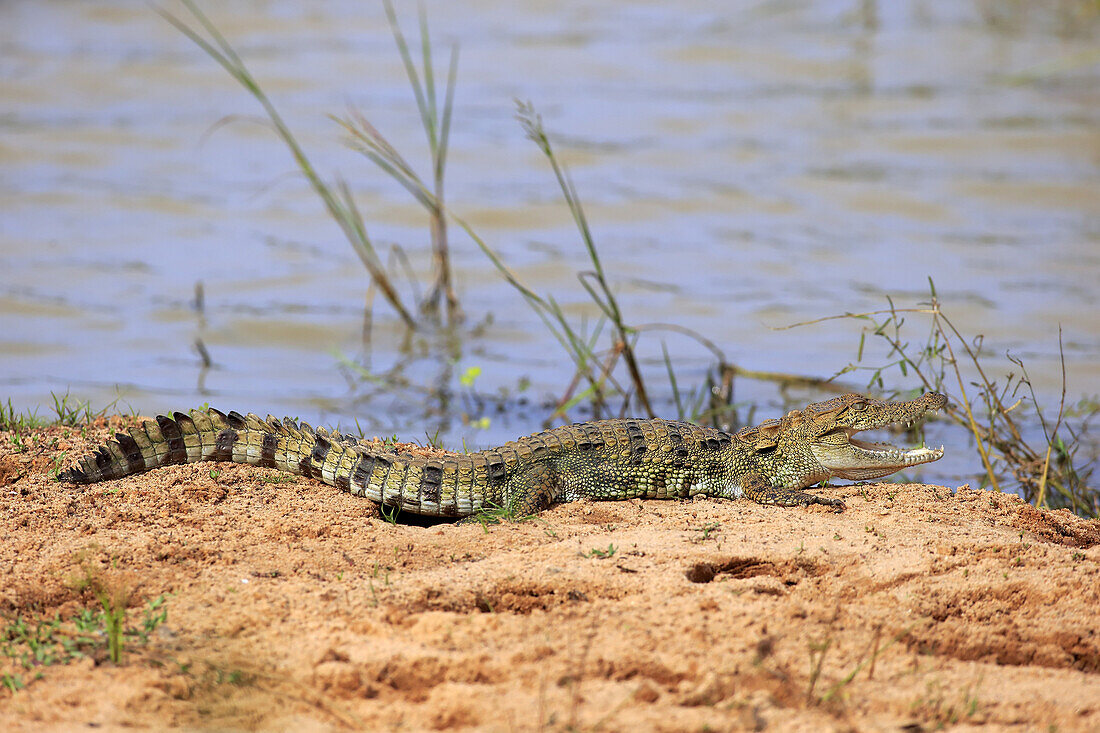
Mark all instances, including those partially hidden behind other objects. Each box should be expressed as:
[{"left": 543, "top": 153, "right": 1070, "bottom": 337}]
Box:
[
  {"left": 57, "top": 408, "right": 327, "bottom": 484},
  {"left": 57, "top": 408, "right": 507, "bottom": 518}
]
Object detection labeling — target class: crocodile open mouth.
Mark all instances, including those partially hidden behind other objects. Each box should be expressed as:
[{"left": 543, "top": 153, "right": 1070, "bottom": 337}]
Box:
[
  {"left": 847, "top": 432, "right": 944, "bottom": 465},
  {"left": 837, "top": 393, "right": 948, "bottom": 469},
  {"left": 812, "top": 418, "right": 946, "bottom": 480}
]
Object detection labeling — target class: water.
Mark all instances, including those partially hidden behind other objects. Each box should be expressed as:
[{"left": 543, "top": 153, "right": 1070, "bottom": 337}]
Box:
[{"left": 2, "top": 0, "right": 1098, "bottom": 489}]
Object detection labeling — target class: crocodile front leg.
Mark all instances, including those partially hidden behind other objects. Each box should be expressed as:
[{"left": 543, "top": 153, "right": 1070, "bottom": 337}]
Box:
[{"left": 741, "top": 471, "right": 845, "bottom": 512}]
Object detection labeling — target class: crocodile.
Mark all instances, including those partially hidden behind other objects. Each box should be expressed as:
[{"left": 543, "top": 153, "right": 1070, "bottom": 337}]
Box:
[{"left": 58, "top": 392, "right": 947, "bottom": 516}]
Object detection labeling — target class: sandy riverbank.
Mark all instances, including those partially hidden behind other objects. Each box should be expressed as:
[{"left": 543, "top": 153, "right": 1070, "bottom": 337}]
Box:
[{"left": 2, "top": 416, "right": 1098, "bottom": 731}]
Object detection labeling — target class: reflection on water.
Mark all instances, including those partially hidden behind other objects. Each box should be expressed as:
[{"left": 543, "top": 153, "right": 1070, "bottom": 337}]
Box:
[{"left": 2, "top": 1, "right": 1098, "bottom": 488}]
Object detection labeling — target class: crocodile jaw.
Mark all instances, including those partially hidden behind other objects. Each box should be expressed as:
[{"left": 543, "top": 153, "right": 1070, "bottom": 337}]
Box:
[{"left": 811, "top": 432, "right": 945, "bottom": 481}]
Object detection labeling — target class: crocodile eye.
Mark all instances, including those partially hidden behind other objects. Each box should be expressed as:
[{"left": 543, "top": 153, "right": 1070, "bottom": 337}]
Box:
[{"left": 849, "top": 400, "right": 868, "bottom": 412}]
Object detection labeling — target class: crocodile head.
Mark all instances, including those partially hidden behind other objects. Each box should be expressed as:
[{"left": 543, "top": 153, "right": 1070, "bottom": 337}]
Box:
[
  {"left": 735, "top": 391, "right": 947, "bottom": 489},
  {"left": 796, "top": 392, "right": 947, "bottom": 481}
]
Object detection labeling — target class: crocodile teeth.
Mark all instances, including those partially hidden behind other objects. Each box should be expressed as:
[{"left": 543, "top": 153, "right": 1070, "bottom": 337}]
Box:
[
  {"left": 849, "top": 436, "right": 944, "bottom": 465},
  {"left": 902, "top": 446, "right": 943, "bottom": 464}
]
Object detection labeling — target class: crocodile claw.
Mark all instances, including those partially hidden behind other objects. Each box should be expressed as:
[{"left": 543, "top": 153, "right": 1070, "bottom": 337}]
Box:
[{"left": 809, "top": 495, "right": 846, "bottom": 512}]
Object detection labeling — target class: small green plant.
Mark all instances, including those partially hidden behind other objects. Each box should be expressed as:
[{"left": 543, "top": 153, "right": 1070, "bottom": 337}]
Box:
[
  {"left": 1, "top": 673, "right": 25, "bottom": 693},
  {"left": 2, "top": 615, "right": 63, "bottom": 671},
  {"left": 136, "top": 595, "right": 170, "bottom": 644},
  {"left": 63, "top": 549, "right": 168, "bottom": 665},
  {"left": 583, "top": 543, "right": 617, "bottom": 559},
  {"left": 423, "top": 426, "right": 445, "bottom": 449},
  {"left": 0, "top": 399, "right": 63, "bottom": 461},
  {"left": 368, "top": 560, "right": 392, "bottom": 607},
  {"left": 380, "top": 503, "right": 401, "bottom": 525},
  {"left": 910, "top": 675, "right": 983, "bottom": 726},
  {"left": 212, "top": 667, "right": 247, "bottom": 685},
  {"left": 689, "top": 522, "right": 722, "bottom": 543},
  {"left": 48, "top": 451, "right": 68, "bottom": 480},
  {"left": 73, "top": 585, "right": 127, "bottom": 663},
  {"left": 47, "top": 390, "right": 130, "bottom": 428},
  {"left": 0, "top": 398, "right": 46, "bottom": 433},
  {"left": 50, "top": 391, "right": 94, "bottom": 426},
  {"left": 371, "top": 560, "right": 391, "bottom": 587}
]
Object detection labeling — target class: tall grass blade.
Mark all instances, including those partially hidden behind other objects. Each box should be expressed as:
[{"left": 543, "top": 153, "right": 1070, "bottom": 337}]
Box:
[
  {"left": 377, "top": 0, "right": 459, "bottom": 320},
  {"left": 160, "top": 0, "right": 416, "bottom": 328},
  {"left": 514, "top": 100, "right": 654, "bottom": 416}
]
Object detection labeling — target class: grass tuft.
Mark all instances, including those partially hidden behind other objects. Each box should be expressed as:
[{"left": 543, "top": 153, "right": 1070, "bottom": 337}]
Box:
[
  {"left": 64, "top": 547, "right": 142, "bottom": 664},
  {"left": 468, "top": 500, "right": 535, "bottom": 531}
]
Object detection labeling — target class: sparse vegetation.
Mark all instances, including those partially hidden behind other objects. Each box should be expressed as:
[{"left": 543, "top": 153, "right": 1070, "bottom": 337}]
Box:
[
  {"left": 910, "top": 675, "right": 984, "bottom": 727},
  {"left": 2, "top": 391, "right": 130, "bottom": 441},
  {"left": 689, "top": 522, "right": 722, "bottom": 543},
  {"left": 1, "top": 591, "right": 169, "bottom": 693},
  {"left": 0, "top": 398, "right": 46, "bottom": 434},
  {"left": 815, "top": 624, "right": 915, "bottom": 705},
  {"left": 379, "top": 503, "right": 401, "bottom": 525},
  {"left": 159, "top": 0, "right": 842, "bottom": 432},
  {"left": 49, "top": 391, "right": 122, "bottom": 427},
  {"left": 784, "top": 279, "right": 1097, "bottom": 516}
]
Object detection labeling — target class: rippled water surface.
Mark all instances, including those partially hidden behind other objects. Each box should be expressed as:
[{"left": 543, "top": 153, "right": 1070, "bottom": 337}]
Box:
[{"left": 3, "top": 1, "right": 1099, "bottom": 486}]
